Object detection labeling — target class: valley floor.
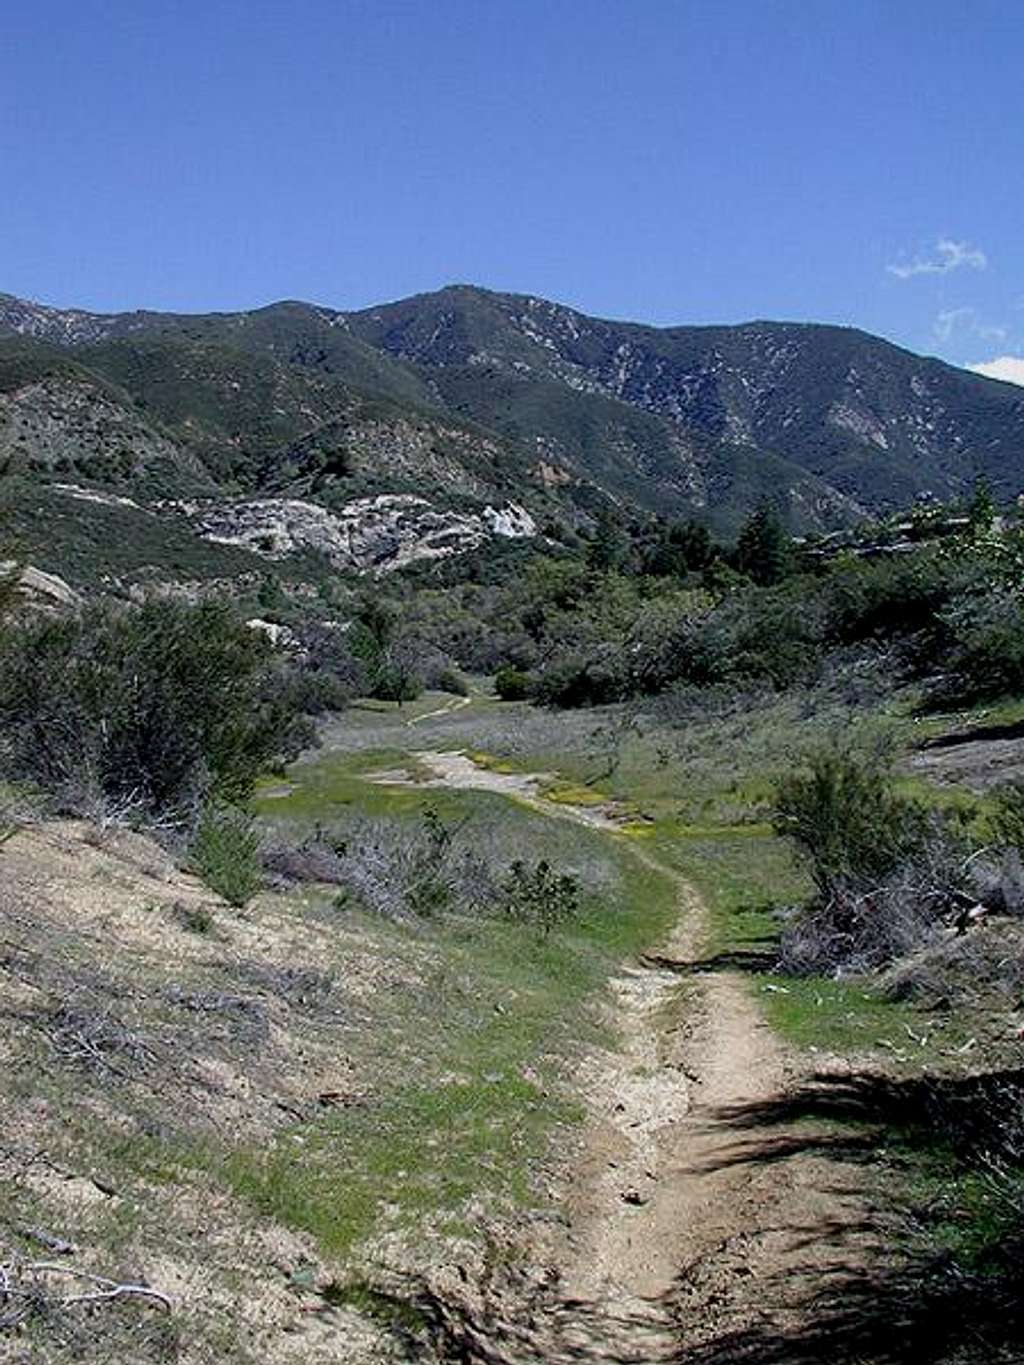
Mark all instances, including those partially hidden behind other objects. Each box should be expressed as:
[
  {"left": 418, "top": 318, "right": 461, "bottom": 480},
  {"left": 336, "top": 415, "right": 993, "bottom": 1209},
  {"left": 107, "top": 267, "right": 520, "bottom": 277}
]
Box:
[
  {"left": 3, "top": 687, "right": 1021, "bottom": 1363},
  {"left": 362, "top": 746, "right": 883, "bottom": 1363}
]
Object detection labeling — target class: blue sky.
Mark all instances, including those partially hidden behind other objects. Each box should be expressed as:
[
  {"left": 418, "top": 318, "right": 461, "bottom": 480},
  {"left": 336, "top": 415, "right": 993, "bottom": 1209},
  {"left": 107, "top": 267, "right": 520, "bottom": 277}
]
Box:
[{"left": 2, "top": 0, "right": 1022, "bottom": 379}]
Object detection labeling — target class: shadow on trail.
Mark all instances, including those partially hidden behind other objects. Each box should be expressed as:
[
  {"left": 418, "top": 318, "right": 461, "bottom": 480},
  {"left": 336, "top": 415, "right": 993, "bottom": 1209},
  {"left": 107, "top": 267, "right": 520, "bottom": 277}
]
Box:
[
  {"left": 410, "top": 1281, "right": 679, "bottom": 1365},
  {"left": 917, "top": 717, "right": 1024, "bottom": 750},
  {"left": 408, "top": 1068, "right": 1024, "bottom": 1364},
  {"left": 668, "top": 1065, "right": 1024, "bottom": 1365},
  {"left": 641, "top": 948, "right": 777, "bottom": 976},
  {"left": 708, "top": 1066, "right": 1024, "bottom": 1154},
  {"left": 669, "top": 1259, "right": 1024, "bottom": 1364}
]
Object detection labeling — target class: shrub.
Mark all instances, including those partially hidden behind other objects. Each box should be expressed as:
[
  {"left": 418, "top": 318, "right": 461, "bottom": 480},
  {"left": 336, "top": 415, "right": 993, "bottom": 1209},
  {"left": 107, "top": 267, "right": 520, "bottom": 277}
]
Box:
[
  {"left": 531, "top": 650, "right": 629, "bottom": 709},
  {"left": 494, "top": 666, "right": 531, "bottom": 701},
  {"left": 261, "top": 827, "right": 348, "bottom": 886},
  {"left": 991, "top": 782, "right": 1024, "bottom": 855},
  {"left": 191, "top": 803, "right": 262, "bottom": 907},
  {"left": 773, "top": 747, "right": 929, "bottom": 898},
  {"left": 370, "top": 661, "right": 422, "bottom": 704},
  {"left": 500, "top": 859, "right": 581, "bottom": 937},
  {"left": 777, "top": 821, "right": 971, "bottom": 976},
  {"left": 720, "top": 587, "right": 823, "bottom": 688},
  {"left": 932, "top": 587, "right": 1024, "bottom": 707},
  {"left": 823, "top": 553, "right": 955, "bottom": 647},
  {"left": 174, "top": 902, "right": 215, "bottom": 935},
  {"left": 773, "top": 748, "right": 976, "bottom": 976},
  {"left": 435, "top": 666, "right": 469, "bottom": 697},
  {"left": 0, "top": 599, "right": 313, "bottom": 830},
  {"left": 270, "top": 662, "right": 352, "bottom": 717},
  {"left": 326, "top": 809, "right": 495, "bottom": 922}
]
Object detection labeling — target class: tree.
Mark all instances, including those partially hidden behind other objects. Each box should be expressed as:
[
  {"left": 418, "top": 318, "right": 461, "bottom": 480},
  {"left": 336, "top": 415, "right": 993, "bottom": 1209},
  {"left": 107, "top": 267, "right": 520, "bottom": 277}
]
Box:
[
  {"left": 967, "top": 477, "right": 996, "bottom": 535},
  {"left": 0, "top": 599, "right": 312, "bottom": 828},
  {"left": 350, "top": 595, "right": 421, "bottom": 704},
  {"left": 644, "top": 520, "right": 715, "bottom": 577},
  {"left": 586, "top": 510, "right": 628, "bottom": 573},
  {"left": 735, "top": 501, "right": 792, "bottom": 586}
]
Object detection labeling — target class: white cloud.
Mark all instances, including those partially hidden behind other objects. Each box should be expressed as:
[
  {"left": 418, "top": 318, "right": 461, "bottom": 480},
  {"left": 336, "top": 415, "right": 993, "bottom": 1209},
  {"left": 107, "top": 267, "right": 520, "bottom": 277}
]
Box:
[
  {"left": 976, "top": 321, "right": 1009, "bottom": 342},
  {"left": 888, "top": 238, "right": 988, "bottom": 279},
  {"left": 969, "top": 356, "right": 1024, "bottom": 387},
  {"left": 933, "top": 307, "right": 1009, "bottom": 345},
  {"left": 934, "top": 307, "right": 974, "bottom": 341}
]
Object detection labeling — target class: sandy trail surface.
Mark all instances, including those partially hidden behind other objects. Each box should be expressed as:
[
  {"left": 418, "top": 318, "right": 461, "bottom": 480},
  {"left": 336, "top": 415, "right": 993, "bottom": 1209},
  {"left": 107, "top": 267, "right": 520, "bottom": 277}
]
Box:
[
  {"left": 370, "top": 748, "right": 628, "bottom": 831},
  {"left": 369, "top": 748, "right": 880, "bottom": 1362}
]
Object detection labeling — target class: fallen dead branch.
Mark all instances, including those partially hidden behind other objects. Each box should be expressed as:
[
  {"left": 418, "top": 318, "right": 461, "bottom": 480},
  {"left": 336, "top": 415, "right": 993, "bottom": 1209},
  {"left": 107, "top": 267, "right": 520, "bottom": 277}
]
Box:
[{"left": 0, "top": 1260, "right": 172, "bottom": 1330}]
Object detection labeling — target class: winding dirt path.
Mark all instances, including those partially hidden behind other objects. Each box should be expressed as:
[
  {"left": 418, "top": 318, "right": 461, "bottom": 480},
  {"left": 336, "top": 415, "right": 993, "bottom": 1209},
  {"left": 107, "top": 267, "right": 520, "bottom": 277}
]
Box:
[
  {"left": 371, "top": 750, "right": 879, "bottom": 1361},
  {"left": 405, "top": 695, "right": 474, "bottom": 727},
  {"left": 370, "top": 748, "right": 629, "bottom": 831}
]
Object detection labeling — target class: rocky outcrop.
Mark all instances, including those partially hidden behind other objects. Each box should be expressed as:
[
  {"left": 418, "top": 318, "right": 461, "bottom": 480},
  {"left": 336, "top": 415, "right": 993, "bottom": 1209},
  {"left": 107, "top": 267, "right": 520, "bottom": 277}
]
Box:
[
  {"left": 245, "top": 618, "right": 301, "bottom": 651},
  {"left": 188, "top": 494, "right": 536, "bottom": 573},
  {"left": 0, "top": 376, "right": 207, "bottom": 485},
  {"left": 1, "top": 562, "right": 83, "bottom": 614}
]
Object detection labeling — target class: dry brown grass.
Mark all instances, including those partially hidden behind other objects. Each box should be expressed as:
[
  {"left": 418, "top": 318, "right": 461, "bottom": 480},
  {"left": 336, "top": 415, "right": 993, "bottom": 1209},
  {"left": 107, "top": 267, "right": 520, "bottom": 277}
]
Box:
[{"left": 0, "top": 819, "right": 415, "bottom": 1363}]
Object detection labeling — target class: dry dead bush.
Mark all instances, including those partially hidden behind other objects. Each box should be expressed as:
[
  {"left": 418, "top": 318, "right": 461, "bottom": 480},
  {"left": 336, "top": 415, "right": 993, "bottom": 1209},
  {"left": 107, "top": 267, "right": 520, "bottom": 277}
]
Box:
[
  {"left": 880, "top": 918, "right": 1024, "bottom": 1008},
  {"left": 0, "top": 1255, "right": 178, "bottom": 1362},
  {"left": 46, "top": 1003, "right": 153, "bottom": 1081},
  {"left": 330, "top": 811, "right": 498, "bottom": 921},
  {"left": 261, "top": 828, "right": 348, "bottom": 887},
  {"left": 264, "top": 803, "right": 616, "bottom": 926},
  {"left": 229, "top": 959, "right": 335, "bottom": 1010},
  {"left": 777, "top": 825, "right": 975, "bottom": 977}
]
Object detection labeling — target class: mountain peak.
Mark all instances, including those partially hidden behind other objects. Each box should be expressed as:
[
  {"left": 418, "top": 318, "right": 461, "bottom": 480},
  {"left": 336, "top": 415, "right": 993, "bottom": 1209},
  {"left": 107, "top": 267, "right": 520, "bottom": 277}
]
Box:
[{"left": 3, "top": 283, "right": 1022, "bottom": 536}]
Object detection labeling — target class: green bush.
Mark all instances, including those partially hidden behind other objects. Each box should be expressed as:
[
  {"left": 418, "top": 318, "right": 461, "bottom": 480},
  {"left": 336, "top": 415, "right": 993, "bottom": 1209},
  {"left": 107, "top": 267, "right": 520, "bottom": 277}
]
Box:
[
  {"left": 531, "top": 648, "right": 630, "bottom": 708},
  {"left": 501, "top": 859, "right": 580, "bottom": 937},
  {"left": 991, "top": 783, "right": 1024, "bottom": 854},
  {"left": 191, "top": 803, "right": 262, "bottom": 907},
  {"left": 175, "top": 902, "right": 215, "bottom": 934},
  {"left": 0, "top": 599, "right": 312, "bottom": 829},
  {"left": 404, "top": 807, "right": 455, "bottom": 918},
  {"left": 494, "top": 666, "right": 531, "bottom": 701},
  {"left": 436, "top": 667, "right": 469, "bottom": 697},
  {"left": 823, "top": 553, "right": 955, "bottom": 646},
  {"left": 371, "top": 661, "right": 422, "bottom": 704},
  {"left": 932, "top": 588, "right": 1024, "bottom": 706},
  {"left": 773, "top": 747, "right": 929, "bottom": 897}
]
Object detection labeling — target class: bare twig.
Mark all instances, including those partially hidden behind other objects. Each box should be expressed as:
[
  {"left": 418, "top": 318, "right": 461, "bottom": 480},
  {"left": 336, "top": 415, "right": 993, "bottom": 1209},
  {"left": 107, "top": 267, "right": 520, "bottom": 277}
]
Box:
[{"left": 0, "top": 1260, "right": 173, "bottom": 1327}]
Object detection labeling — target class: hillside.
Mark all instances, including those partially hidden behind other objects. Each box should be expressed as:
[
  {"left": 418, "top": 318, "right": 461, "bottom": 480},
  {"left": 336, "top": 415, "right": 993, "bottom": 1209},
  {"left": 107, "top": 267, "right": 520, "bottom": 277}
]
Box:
[
  {"left": 345, "top": 285, "right": 1024, "bottom": 523},
  {"left": 2, "top": 284, "right": 1023, "bottom": 587}
]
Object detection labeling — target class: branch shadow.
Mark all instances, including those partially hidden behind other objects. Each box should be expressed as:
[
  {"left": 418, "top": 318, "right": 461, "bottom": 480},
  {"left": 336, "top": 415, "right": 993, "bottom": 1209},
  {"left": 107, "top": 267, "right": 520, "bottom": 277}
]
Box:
[
  {"left": 642, "top": 948, "right": 778, "bottom": 976},
  {"left": 666, "top": 1066, "right": 1024, "bottom": 1364},
  {"left": 918, "top": 718, "right": 1024, "bottom": 750}
]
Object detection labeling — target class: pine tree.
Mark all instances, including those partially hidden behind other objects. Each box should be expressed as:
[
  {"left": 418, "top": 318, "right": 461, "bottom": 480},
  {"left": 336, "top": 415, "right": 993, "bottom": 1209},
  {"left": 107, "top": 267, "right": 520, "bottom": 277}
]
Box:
[{"left": 735, "top": 501, "right": 791, "bottom": 586}]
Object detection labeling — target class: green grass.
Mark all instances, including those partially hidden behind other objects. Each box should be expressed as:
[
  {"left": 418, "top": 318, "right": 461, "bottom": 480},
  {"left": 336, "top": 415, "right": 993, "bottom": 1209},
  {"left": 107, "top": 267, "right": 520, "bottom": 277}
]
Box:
[
  {"left": 215, "top": 859, "right": 674, "bottom": 1254},
  {"left": 226, "top": 761, "right": 679, "bottom": 1257},
  {"left": 754, "top": 975, "right": 933, "bottom": 1052},
  {"left": 649, "top": 824, "right": 805, "bottom": 953},
  {"left": 648, "top": 821, "right": 972, "bottom": 1057},
  {"left": 540, "top": 779, "right": 612, "bottom": 807},
  {"left": 254, "top": 748, "right": 436, "bottom": 820}
]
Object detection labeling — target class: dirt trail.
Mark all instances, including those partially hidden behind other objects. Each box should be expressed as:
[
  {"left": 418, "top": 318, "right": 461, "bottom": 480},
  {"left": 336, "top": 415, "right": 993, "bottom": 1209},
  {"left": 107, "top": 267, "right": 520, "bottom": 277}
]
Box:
[
  {"left": 370, "top": 748, "right": 628, "bottom": 831},
  {"left": 370, "top": 750, "right": 879, "bottom": 1361},
  {"left": 406, "top": 695, "right": 473, "bottom": 727}
]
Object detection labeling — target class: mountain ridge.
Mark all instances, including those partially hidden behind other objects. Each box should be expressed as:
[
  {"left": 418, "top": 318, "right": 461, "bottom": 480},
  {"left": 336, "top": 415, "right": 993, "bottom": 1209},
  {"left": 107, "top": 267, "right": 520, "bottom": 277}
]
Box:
[{"left": 2, "top": 284, "right": 1023, "bottom": 574}]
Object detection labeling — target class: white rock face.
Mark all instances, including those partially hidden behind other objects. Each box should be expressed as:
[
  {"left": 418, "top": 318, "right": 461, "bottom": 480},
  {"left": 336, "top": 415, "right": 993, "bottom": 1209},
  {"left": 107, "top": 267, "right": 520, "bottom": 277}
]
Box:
[
  {"left": 245, "top": 618, "right": 300, "bottom": 650},
  {"left": 482, "top": 503, "right": 536, "bottom": 538},
  {"left": 0, "top": 562, "right": 83, "bottom": 613},
  {"left": 827, "top": 401, "right": 890, "bottom": 450},
  {"left": 52, "top": 482, "right": 143, "bottom": 511},
  {"left": 191, "top": 493, "right": 535, "bottom": 573}
]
